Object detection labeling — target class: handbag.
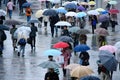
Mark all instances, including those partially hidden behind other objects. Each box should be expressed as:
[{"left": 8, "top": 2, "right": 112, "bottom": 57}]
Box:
[{"left": 27, "top": 38, "right": 32, "bottom": 44}]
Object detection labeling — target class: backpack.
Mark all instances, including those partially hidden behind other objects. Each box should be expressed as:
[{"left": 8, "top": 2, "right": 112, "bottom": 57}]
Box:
[{"left": 18, "top": 38, "right": 26, "bottom": 45}]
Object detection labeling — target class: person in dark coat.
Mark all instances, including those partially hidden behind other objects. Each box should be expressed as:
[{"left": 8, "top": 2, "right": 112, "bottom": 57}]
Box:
[
  {"left": 79, "top": 51, "right": 90, "bottom": 66},
  {"left": 61, "top": 26, "right": 70, "bottom": 36},
  {"left": 0, "top": 30, "right": 7, "bottom": 56},
  {"left": 29, "top": 23, "right": 38, "bottom": 50},
  {"left": 45, "top": 68, "right": 59, "bottom": 80},
  {"left": 49, "top": 15, "right": 60, "bottom": 37}
]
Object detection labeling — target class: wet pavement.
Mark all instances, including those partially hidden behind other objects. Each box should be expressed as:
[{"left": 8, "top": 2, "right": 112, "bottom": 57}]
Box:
[{"left": 0, "top": 0, "right": 120, "bottom": 80}]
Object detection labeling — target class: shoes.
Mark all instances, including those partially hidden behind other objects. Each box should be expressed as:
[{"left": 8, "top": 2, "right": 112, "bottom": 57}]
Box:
[{"left": 18, "top": 52, "right": 20, "bottom": 56}]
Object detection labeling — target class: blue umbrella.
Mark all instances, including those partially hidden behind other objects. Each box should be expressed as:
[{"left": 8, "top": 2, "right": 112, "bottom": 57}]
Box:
[
  {"left": 65, "top": 3, "right": 77, "bottom": 9},
  {"left": 22, "top": 2, "right": 32, "bottom": 8},
  {"left": 99, "top": 50, "right": 118, "bottom": 71},
  {"left": 56, "top": 7, "right": 67, "bottom": 14},
  {"left": 76, "top": 12, "right": 87, "bottom": 18},
  {"left": 100, "top": 10, "right": 108, "bottom": 14},
  {"left": 44, "top": 49, "right": 62, "bottom": 56},
  {"left": 74, "top": 44, "right": 90, "bottom": 52},
  {"left": 80, "top": 75, "right": 100, "bottom": 80},
  {"left": 43, "top": 9, "right": 58, "bottom": 16},
  {"left": 0, "top": 25, "right": 9, "bottom": 31}
]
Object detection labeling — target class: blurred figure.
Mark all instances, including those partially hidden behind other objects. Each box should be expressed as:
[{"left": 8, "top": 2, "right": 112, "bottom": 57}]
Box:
[
  {"left": 61, "top": 26, "right": 70, "bottom": 36},
  {"left": 79, "top": 34, "right": 87, "bottom": 44},
  {"left": 116, "top": 49, "right": 120, "bottom": 71},
  {"left": 98, "top": 36, "right": 107, "bottom": 47},
  {"left": 43, "top": 16, "right": 49, "bottom": 35},
  {"left": 25, "top": 6, "right": 33, "bottom": 22},
  {"left": 7, "top": 0, "right": 14, "bottom": 19},
  {"left": 10, "top": 25, "right": 17, "bottom": 51}
]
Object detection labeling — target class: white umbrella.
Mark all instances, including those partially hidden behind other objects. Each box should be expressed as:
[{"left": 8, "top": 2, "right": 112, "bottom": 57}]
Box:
[
  {"left": 87, "top": 10, "right": 100, "bottom": 15},
  {"left": 48, "top": 0, "right": 60, "bottom": 3},
  {"left": 65, "top": 12, "right": 77, "bottom": 17},
  {"left": 108, "top": 1, "right": 117, "bottom": 5},
  {"left": 114, "top": 41, "right": 120, "bottom": 49},
  {"left": 62, "top": 1, "right": 71, "bottom": 6},
  {"left": 55, "top": 21, "right": 71, "bottom": 26},
  {"left": 0, "top": 9, "right": 6, "bottom": 16},
  {"left": 35, "top": 10, "right": 43, "bottom": 18}
]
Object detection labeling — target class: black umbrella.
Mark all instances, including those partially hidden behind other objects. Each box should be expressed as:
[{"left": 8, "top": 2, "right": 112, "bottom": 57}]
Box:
[
  {"left": 4, "top": 20, "right": 23, "bottom": 25},
  {"left": 0, "top": 25, "right": 9, "bottom": 31},
  {"left": 43, "top": 9, "right": 58, "bottom": 16},
  {"left": 28, "top": 20, "right": 39, "bottom": 24}
]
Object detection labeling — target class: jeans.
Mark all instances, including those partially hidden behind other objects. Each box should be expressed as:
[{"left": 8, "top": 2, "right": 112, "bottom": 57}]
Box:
[
  {"left": 19, "top": 45, "right": 25, "bottom": 55},
  {"left": 27, "top": 16, "right": 31, "bottom": 22},
  {"left": 8, "top": 10, "right": 12, "bottom": 19}
]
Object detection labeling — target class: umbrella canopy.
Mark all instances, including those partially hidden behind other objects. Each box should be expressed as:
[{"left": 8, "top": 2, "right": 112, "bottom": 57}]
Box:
[
  {"left": 65, "top": 3, "right": 77, "bottom": 9},
  {"left": 76, "top": 29, "right": 90, "bottom": 34},
  {"left": 4, "top": 20, "right": 23, "bottom": 25},
  {"left": 43, "top": 9, "right": 58, "bottom": 16},
  {"left": 76, "top": 12, "right": 87, "bottom": 18},
  {"left": 77, "top": 6, "right": 85, "bottom": 11},
  {"left": 62, "top": 1, "right": 71, "bottom": 6},
  {"left": 94, "top": 28, "right": 109, "bottom": 36},
  {"left": 70, "top": 66, "right": 94, "bottom": 78},
  {"left": 65, "top": 63, "right": 80, "bottom": 70},
  {"left": 59, "top": 36, "right": 73, "bottom": 42},
  {"left": 0, "top": 9, "right": 7, "bottom": 16},
  {"left": 0, "top": 25, "right": 9, "bottom": 31},
  {"left": 49, "top": 0, "right": 60, "bottom": 3},
  {"left": 56, "top": 7, "right": 67, "bottom": 14},
  {"left": 95, "top": 8, "right": 105, "bottom": 12},
  {"left": 109, "top": 9, "right": 119, "bottom": 14},
  {"left": 87, "top": 10, "right": 100, "bottom": 15},
  {"left": 38, "top": 61, "right": 61, "bottom": 68},
  {"left": 35, "top": 10, "right": 43, "bottom": 18},
  {"left": 98, "top": 14, "right": 109, "bottom": 22},
  {"left": 114, "top": 41, "right": 120, "bottom": 49},
  {"left": 74, "top": 44, "right": 90, "bottom": 52},
  {"left": 22, "top": 2, "right": 32, "bottom": 8},
  {"left": 65, "top": 12, "right": 77, "bottom": 17},
  {"left": 80, "top": 75, "right": 100, "bottom": 80},
  {"left": 100, "top": 10, "right": 109, "bottom": 14},
  {"left": 99, "top": 50, "right": 118, "bottom": 71},
  {"left": 108, "top": 0, "right": 117, "bottom": 5},
  {"left": 69, "top": 26, "right": 80, "bottom": 33},
  {"left": 79, "top": 2, "right": 88, "bottom": 5},
  {"left": 99, "top": 45, "right": 117, "bottom": 53},
  {"left": 28, "top": 20, "right": 39, "bottom": 24},
  {"left": 53, "top": 41, "right": 69, "bottom": 48},
  {"left": 44, "top": 49, "right": 62, "bottom": 56},
  {"left": 55, "top": 21, "right": 71, "bottom": 26},
  {"left": 88, "top": 1, "right": 96, "bottom": 5}
]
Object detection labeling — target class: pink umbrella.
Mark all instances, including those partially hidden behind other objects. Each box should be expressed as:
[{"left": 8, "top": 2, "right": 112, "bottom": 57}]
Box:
[{"left": 99, "top": 45, "right": 117, "bottom": 53}]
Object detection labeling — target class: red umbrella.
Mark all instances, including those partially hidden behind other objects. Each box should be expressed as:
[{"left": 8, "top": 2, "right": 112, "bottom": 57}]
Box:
[
  {"left": 109, "top": 9, "right": 119, "bottom": 14},
  {"left": 53, "top": 42, "right": 69, "bottom": 48}
]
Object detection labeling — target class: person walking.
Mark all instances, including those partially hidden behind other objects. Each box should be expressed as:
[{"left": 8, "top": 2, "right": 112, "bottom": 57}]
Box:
[
  {"left": 25, "top": 6, "right": 33, "bottom": 22},
  {"left": 61, "top": 26, "right": 70, "bottom": 36},
  {"left": 0, "top": 30, "right": 7, "bottom": 56},
  {"left": 29, "top": 23, "right": 38, "bottom": 51},
  {"left": 43, "top": 16, "right": 49, "bottom": 35},
  {"left": 7, "top": 0, "right": 14, "bottom": 19},
  {"left": 10, "top": 25, "right": 17, "bottom": 51}
]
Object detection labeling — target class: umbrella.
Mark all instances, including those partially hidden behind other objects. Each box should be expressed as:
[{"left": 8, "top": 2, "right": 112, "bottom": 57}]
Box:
[
  {"left": 59, "top": 36, "right": 73, "bottom": 42},
  {"left": 95, "top": 8, "right": 105, "bottom": 12},
  {"left": 70, "top": 66, "right": 94, "bottom": 78},
  {"left": 100, "top": 10, "right": 109, "bottom": 14},
  {"left": 44, "top": 49, "right": 62, "bottom": 56},
  {"left": 35, "top": 10, "right": 43, "bottom": 18},
  {"left": 74, "top": 44, "right": 90, "bottom": 52},
  {"left": 38, "top": 61, "right": 61, "bottom": 68},
  {"left": 108, "top": 1, "right": 117, "bottom": 5},
  {"left": 65, "top": 3, "right": 77, "bottom": 9},
  {"left": 80, "top": 75, "right": 100, "bottom": 80},
  {"left": 71, "top": 1, "right": 78, "bottom": 5},
  {"left": 76, "top": 12, "right": 87, "bottom": 18},
  {"left": 62, "top": 1, "right": 71, "bottom": 6},
  {"left": 88, "top": 1, "right": 96, "bottom": 5},
  {"left": 56, "top": 7, "right": 67, "bottom": 14},
  {"left": 94, "top": 28, "right": 109, "bottom": 36},
  {"left": 28, "top": 20, "right": 39, "bottom": 24},
  {"left": 114, "top": 41, "right": 120, "bottom": 49},
  {"left": 98, "top": 14, "right": 109, "bottom": 22},
  {"left": 65, "top": 63, "right": 80, "bottom": 70},
  {"left": 79, "top": 2, "right": 88, "bottom": 5},
  {"left": 0, "top": 25, "right": 9, "bottom": 31},
  {"left": 4, "top": 20, "right": 23, "bottom": 25},
  {"left": 87, "top": 10, "right": 100, "bottom": 15},
  {"left": 53, "top": 41, "right": 69, "bottom": 48},
  {"left": 109, "top": 9, "right": 119, "bottom": 14},
  {"left": 65, "top": 12, "right": 77, "bottom": 17},
  {"left": 55, "top": 21, "right": 71, "bottom": 26},
  {"left": 77, "top": 6, "right": 85, "bottom": 11},
  {"left": 22, "top": 2, "right": 32, "bottom": 8},
  {"left": 76, "top": 29, "right": 90, "bottom": 34},
  {"left": 49, "top": 0, "right": 60, "bottom": 3},
  {"left": 69, "top": 27, "right": 80, "bottom": 33},
  {"left": 0, "top": 9, "right": 7, "bottom": 16},
  {"left": 99, "top": 45, "right": 117, "bottom": 53},
  {"left": 43, "top": 9, "right": 58, "bottom": 16},
  {"left": 99, "top": 50, "right": 118, "bottom": 71}
]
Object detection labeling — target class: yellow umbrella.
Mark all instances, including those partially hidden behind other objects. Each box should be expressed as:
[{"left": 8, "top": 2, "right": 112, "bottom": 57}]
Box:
[
  {"left": 70, "top": 66, "right": 94, "bottom": 78},
  {"left": 65, "top": 63, "right": 80, "bottom": 70},
  {"left": 35, "top": 10, "right": 43, "bottom": 18},
  {"left": 79, "top": 2, "right": 88, "bottom": 5},
  {"left": 88, "top": 1, "right": 96, "bottom": 5},
  {"left": 96, "top": 8, "right": 105, "bottom": 12}
]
